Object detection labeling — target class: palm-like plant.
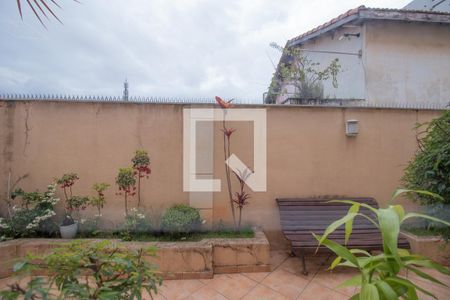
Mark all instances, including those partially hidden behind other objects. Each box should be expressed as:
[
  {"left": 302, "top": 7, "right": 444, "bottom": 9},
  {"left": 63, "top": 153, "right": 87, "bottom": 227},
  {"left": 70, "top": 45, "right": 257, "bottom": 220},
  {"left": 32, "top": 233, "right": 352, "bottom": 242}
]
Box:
[
  {"left": 16, "top": 0, "right": 78, "bottom": 27},
  {"left": 315, "top": 189, "right": 450, "bottom": 299}
]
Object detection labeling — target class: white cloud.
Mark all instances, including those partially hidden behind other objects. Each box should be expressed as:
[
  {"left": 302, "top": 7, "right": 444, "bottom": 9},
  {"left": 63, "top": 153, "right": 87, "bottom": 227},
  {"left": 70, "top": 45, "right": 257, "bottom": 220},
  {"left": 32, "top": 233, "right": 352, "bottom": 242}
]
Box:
[{"left": 0, "top": 0, "right": 411, "bottom": 101}]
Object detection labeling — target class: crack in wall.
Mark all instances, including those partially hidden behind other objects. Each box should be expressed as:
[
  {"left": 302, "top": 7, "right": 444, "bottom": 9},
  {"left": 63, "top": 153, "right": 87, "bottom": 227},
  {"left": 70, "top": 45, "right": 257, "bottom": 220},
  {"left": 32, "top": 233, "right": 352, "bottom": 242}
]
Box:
[
  {"left": 179, "top": 248, "right": 211, "bottom": 271},
  {"left": 23, "top": 103, "right": 31, "bottom": 156}
]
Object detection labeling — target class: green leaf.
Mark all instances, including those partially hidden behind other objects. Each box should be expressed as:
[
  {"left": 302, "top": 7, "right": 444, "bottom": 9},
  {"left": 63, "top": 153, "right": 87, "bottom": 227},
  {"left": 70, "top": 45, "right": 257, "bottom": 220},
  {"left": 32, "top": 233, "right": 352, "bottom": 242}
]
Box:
[
  {"left": 404, "top": 259, "right": 450, "bottom": 275},
  {"left": 345, "top": 204, "right": 360, "bottom": 244},
  {"left": 329, "top": 256, "right": 342, "bottom": 270},
  {"left": 13, "top": 261, "right": 27, "bottom": 272},
  {"left": 377, "top": 208, "right": 400, "bottom": 262},
  {"left": 337, "top": 274, "right": 362, "bottom": 288},
  {"left": 328, "top": 200, "right": 377, "bottom": 213},
  {"left": 361, "top": 283, "right": 379, "bottom": 300},
  {"left": 313, "top": 233, "right": 359, "bottom": 267},
  {"left": 386, "top": 277, "right": 437, "bottom": 300},
  {"left": 391, "top": 205, "right": 405, "bottom": 222},
  {"left": 391, "top": 189, "right": 444, "bottom": 202},
  {"left": 375, "top": 280, "right": 398, "bottom": 300},
  {"left": 350, "top": 249, "right": 371, "bottom": 256},
  {"left": 403, "top": 212, "right": 450, "bottom": 227},
  {"left": 316, "top": 212, "right": 358, "bottom": 248},
  {"left": 406, "top": 266, "right": 447, "bottom": 286},
  {"left": 349, "top": 293, "right": 361, "bottom": 300}
]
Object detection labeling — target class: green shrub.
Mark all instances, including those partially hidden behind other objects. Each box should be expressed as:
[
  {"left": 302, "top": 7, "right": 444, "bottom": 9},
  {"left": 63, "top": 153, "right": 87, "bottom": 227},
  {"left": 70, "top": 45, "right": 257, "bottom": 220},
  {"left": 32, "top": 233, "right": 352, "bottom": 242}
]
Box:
[
  {"left": 403, "top": 110, "right": 450, "bottom": 204},
  {"left": 1, "top": 183, "right": 59, "bottom": 238},
  {"left": 0, "top": 240, "right": 162, "bottom": 299},
  {"left": 121, "top": 208, "right": 153, "bottom": 241},
  {"left": 160, "top": 204, "right": 201, "bottom": 235},
  {"left": 403, "top": 110, "right": 450, "bottom": 237}
]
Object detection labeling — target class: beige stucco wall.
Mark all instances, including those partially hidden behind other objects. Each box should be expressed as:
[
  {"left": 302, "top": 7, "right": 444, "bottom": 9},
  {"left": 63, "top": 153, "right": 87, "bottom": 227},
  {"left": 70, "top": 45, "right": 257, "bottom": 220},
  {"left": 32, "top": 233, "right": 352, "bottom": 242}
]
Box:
[
  {"left": 0, "top": 101, "right": 442, "bottom": 248},
  {"left": 365, "top": 21, "right": 450, "bottom": 106}
]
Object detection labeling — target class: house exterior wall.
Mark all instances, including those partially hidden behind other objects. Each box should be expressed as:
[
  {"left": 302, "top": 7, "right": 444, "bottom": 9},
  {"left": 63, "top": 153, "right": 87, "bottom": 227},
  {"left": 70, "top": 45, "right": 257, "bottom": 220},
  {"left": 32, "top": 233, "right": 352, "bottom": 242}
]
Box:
[
  {"left": 276, "top": 25, "right": 365, "bottom": 104},
  {"left": 0, "top": 101, "right": 442, "bottom": 248},
  {"left": 364, "top": 21, "right": 450, "bottom": 107}
]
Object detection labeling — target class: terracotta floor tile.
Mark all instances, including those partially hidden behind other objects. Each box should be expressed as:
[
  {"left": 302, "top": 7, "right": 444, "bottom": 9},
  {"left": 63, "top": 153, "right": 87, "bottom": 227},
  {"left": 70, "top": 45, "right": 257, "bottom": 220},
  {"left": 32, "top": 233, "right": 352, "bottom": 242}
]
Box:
[
  {"left": 159, "top": 279, "right": 204, "bottom": 300},
  {"left": 270, "top": 250, "right": 289, "bottom": 271},
  {"left": 298, "top": 282, "right": 348, "bottom": 300},
  {"left": 311, "top": 268, "right": 359, "bottom": 297},
  {"left": 242, "top": 271, "right": 271, "bottom": 282},
  {"left": 242, "top": 284, "right": 290, "bottom": 300},
  {"left": 261, "top": 268, "right": 309, "bottom": 299},
  {"left": 279, "top": 256, "right": 326, "bottom": 278},
  {"left": 408, "top": 277, "right": 450, "bottom": 300},
  {"left": 143, "top": 289, "right": 167, "bottom": 300},
  {"left": 206, "top": 273, "right": 258, "bottom": 300},
  {"left": 406, "top": 266, "right": 450, "bottom": 286},
  {"left": 184, "top": 285, "right": 227, "bottom": 300}
]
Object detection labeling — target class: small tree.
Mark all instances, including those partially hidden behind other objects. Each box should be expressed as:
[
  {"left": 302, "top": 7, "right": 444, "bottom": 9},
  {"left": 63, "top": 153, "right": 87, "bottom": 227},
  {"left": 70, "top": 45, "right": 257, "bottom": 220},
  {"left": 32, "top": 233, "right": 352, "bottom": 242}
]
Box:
[
  {"left": 266, "top": 42, "right": 341, "bottom": 103},
  {"left": 116, "top": 167, "right": 136, "bottom": 216},
  {"left": 90, "top": 182, "right": 110, "bottom": 216},
  {"left": 56, "top": 173, "right": 88, "bottom": 225},
  {"left": 132, "top": 150, "right": 151, "bottom": 207}
]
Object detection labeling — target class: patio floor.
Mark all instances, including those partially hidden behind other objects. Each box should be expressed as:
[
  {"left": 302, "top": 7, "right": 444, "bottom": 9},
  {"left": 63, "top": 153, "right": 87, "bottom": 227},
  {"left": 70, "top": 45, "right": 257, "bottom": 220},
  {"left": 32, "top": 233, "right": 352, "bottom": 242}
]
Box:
[{"left": 1, "top": 250, "right": 449, "bottom": 299}]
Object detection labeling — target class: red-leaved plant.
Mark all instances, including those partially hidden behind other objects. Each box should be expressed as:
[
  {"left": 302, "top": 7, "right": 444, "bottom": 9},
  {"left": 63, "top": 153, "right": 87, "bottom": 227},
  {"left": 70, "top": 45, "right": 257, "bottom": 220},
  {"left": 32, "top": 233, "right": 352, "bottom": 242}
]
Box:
[
  {"left": 116, "top": 167, "right": 136, "bottom": 216},
  {"left": 215, "top": 96, "right": 252, "bottom": 231},
  {"left": 56, "top": 173, "right": 88, "bottom": 225}
]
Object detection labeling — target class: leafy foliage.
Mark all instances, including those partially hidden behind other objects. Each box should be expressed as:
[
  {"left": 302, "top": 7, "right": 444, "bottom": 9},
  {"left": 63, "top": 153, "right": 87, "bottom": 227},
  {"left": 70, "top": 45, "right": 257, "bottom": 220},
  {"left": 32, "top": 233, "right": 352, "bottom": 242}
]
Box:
[
  {"left": 404, "top": 111, "right": 450, "bottom": 204},
  {"left": 266, "top": 42, "right": 341, "bottom": 103},
  {"left": 403, "top": 111, "right": 450, "bottom": 238},
  {"left": 90, "top": 182, "right": 110, "bottom": 216},
  {"left": 56, "top": 172, "right": 88, "bottom": 225},
  {"left": 0, "top": 240, "right": 162, "bottom": 300},
  {"left": 161, "top": 204, "right": 201, "bottom": 235},
  {"left": 315, "top": 189, "right": 450, "bottom": 300},
  {"left": 121, "top": 208, "right": 153, "bottom": 241},
  {"left": 132, "top": 149, "right": 151, "bottom": 207},
  {"left": 0, "top": 183, "right": 59, "bottom": 238},
  {"left": 116, "top": 167, "right": 136, "bottom": 216}
]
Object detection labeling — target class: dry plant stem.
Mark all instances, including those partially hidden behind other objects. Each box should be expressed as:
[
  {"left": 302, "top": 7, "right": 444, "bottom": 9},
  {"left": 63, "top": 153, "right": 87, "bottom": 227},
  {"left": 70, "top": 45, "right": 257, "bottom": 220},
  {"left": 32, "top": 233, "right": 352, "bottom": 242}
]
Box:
[
  {"left": 6, "top": 172, "right": 12, "bottom": 220},
  {"left": 5, "top": 172, "right": 28, "bottom": 220},
  {"left": 125, "top": 192, "right": 128, "bottom": 216},
  {"left": 137, "top": 172, "right": 141, "bottom": 207},
  {"left": 222, "top": 112, "right": 237, "bottom": 229},
  {"left": 238, "top": 207, "right": 243, "bottom": 229}
]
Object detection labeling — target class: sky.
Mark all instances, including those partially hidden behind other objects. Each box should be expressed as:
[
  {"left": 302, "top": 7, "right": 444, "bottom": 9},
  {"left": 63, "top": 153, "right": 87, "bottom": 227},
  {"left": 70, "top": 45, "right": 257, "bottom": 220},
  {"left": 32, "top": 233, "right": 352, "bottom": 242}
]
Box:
[{"left": 0, "top": 0, "right": 411, "bottom": 102}]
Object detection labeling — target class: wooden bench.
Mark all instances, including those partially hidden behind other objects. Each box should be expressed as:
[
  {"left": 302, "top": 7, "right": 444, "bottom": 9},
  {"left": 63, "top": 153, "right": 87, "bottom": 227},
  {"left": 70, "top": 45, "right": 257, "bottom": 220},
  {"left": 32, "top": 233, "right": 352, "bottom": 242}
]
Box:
[{"left": 276, "top": 197, "right": 410, "bottom": 275}]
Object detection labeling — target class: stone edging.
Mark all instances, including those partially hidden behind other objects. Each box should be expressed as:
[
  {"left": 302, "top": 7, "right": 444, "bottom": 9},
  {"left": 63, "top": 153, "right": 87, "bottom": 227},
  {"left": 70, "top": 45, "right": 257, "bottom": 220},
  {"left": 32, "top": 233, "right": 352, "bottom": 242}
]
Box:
[{"left": 0, "top": 229, "right": 270, "bottom": 280}]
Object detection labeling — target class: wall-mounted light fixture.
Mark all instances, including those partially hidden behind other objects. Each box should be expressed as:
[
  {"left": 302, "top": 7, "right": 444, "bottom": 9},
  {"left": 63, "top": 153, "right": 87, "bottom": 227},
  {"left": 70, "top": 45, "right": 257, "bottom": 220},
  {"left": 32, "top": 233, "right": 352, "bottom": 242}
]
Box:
[
  {"left": 338, "top": 33, "right": 361, "bottom": 41},
  {"left": 346, "top": 120, "right": 359, "bottom": 136}
]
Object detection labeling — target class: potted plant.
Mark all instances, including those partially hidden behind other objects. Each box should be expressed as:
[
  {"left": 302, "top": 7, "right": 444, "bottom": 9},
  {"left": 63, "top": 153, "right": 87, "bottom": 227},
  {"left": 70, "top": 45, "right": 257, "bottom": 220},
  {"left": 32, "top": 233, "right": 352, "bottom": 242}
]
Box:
[{"left": 56, "top": 173, "right": 89, "bottom": 239}]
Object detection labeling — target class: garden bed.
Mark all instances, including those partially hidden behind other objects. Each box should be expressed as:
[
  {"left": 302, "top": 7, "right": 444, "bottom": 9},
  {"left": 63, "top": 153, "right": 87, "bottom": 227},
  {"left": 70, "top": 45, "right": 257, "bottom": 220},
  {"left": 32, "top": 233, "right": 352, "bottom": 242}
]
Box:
[
  {"left": 0, "top": 228, "right": 270, "bottom": 280},
  {"left": 401, "top": 231, "right": 450, "bottom": 266}
]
